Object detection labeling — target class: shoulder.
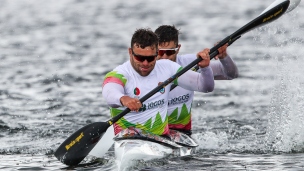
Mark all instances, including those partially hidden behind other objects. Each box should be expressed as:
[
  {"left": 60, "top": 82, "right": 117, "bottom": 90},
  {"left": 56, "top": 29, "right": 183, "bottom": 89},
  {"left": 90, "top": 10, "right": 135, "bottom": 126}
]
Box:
[
  {"left": 104, "top": 61, "right": 130, "bottom": 78},
  {"left": 112, "top": 61, "right": 131, "bottom": 72}
]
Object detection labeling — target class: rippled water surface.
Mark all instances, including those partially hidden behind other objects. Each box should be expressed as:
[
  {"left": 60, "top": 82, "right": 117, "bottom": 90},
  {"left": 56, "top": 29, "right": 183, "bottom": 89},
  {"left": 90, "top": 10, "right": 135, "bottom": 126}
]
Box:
[{"left": 1, "top": 0, "right": 304, "bottom": 170}]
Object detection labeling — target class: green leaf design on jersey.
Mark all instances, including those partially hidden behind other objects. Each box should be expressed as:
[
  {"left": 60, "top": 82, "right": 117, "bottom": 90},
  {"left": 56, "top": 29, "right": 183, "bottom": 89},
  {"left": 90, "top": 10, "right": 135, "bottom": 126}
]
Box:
[
  {"left": 151, "top": 113, "right": 168, "bottom": 135},
  {"left": 168, "top": 104, "right": 191, "bottom": 125},
  {"left": 143, "top": 118, "right": 152, "bottom": 129},
  {"left": 104, "top": 71, "right": 127, "bottom": 86},
  {"left": 168, "top": 108, "right": 179, "bottom": 122},
  {"left": 110, "top": 108, "right": 168, "bottom": 135},
  {"left": 120, "top": 117, "right": 136, "bottom": 128},
  {"left": 173, "top": 67, "right": 183, "bottom": 85}
]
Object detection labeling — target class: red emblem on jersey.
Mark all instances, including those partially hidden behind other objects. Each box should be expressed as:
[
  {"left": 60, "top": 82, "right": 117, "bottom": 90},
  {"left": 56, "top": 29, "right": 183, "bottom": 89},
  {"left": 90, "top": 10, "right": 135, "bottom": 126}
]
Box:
[{"left": 134, "top": 87, "right": 140, "bottom": 96}]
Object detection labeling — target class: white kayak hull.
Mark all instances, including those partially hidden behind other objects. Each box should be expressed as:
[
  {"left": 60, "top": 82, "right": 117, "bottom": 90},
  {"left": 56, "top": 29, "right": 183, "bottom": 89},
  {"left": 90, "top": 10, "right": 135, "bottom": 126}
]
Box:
[
  {"left": 115, "top": 139, "right": 174, "bottom": 162},
  {"left": 114, "top": 139, "right": 195, "bottom": 161},
  {"left": 113, "top": 128, "right": 197, "bottom": 168}
]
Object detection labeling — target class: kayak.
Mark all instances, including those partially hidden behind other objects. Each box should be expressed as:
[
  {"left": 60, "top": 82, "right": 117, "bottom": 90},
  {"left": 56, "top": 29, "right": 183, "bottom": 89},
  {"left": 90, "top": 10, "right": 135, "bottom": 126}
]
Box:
[
  {"left": 113, "top": 127, "right": 198, "bottom": 168},
  {"left": 88, "top": 127, "right": 198, "bottom": 169}
]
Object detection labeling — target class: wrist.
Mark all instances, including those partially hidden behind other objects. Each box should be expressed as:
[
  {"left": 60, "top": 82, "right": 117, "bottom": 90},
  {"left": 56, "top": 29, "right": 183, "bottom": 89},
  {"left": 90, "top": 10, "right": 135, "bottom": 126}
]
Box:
[
  {"left": 120, "top": 96, "right": 127, "bottom": 106},
  {"left": 219, "top": 53, "right": 228, "bottom": 59},
  {"left": 199, "top": 65, "right": 211, "bottom": 71}
]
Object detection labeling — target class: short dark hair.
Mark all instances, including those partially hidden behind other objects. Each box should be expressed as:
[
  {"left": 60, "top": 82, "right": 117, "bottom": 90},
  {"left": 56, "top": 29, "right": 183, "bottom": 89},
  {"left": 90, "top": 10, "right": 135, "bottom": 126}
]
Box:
[
  {"left": 155, "top": 25, "right": 179, "bottom": 46},
  {"left": 131, "top": 28, "right": 159, "bottom": 50}
]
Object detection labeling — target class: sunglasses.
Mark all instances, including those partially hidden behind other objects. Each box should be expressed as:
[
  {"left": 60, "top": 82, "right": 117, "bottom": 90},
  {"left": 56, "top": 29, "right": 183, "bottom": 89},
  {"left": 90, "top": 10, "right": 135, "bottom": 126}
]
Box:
[
  {"left": 158, "top": 48, "right": 179, "bottom": 56},
  {"left": 132, "top": 50, "right": 157, "bottom": 62}
]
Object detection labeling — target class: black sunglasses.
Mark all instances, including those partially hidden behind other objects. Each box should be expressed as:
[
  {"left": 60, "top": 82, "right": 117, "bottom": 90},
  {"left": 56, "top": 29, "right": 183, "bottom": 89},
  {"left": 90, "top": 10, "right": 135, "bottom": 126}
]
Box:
[
  {"left": 158, "top": 48, "right": 178, "bottom": 56},
  {"left": 132, "top": 50, "right": 157, "bottom": 62}
]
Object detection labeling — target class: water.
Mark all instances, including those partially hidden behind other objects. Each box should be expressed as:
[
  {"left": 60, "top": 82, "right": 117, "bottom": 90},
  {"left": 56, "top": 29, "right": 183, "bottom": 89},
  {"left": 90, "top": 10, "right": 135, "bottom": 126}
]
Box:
[{"left": 1, "top": 0, "right": 304, "bottom": 170}]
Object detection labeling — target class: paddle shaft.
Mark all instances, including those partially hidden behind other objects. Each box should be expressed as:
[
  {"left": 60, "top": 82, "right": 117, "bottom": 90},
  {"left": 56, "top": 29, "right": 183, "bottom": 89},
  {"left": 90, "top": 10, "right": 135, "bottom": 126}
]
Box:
[{"left": 170, "top": 35, "right": 241, "bottom": 91}]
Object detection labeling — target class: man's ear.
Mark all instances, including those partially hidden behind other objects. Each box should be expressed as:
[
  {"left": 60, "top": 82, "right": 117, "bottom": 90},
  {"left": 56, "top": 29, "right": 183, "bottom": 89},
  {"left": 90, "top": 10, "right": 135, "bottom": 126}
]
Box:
[{"left": 176, "top": 44, "right": 181, "bottom": 54}]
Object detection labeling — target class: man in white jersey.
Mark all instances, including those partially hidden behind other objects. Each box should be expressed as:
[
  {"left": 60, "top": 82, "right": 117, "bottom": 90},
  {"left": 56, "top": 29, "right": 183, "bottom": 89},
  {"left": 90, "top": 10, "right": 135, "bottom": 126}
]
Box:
[
  {"left": 155, "top": 25, "right": 239, "bottom": 135},
  {"left": 102, "top": 28, "right": 222, "bottom": 136}
]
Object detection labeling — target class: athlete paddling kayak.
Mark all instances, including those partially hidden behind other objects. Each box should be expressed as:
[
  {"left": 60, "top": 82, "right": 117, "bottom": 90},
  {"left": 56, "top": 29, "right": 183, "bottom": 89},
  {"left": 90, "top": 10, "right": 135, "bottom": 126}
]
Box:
[{"left": 102, "top": 28, "right": 224, "bottom": 137}]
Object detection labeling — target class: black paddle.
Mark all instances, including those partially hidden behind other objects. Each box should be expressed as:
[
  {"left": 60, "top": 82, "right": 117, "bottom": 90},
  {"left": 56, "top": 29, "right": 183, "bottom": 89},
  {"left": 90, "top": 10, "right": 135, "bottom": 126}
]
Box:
[
  {"left": 54, "top": 0, "right": 291, "bottom": 166},
  {"left": 170, "top": 35, "right": 241, "bottom": 91}
]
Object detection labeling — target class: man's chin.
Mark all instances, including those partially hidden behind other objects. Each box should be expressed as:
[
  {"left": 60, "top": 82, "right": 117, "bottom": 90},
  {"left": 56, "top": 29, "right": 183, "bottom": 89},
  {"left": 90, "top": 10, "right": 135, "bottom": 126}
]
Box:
[{"left": 139, "top": 70, "right": 151, "bottom": 76}]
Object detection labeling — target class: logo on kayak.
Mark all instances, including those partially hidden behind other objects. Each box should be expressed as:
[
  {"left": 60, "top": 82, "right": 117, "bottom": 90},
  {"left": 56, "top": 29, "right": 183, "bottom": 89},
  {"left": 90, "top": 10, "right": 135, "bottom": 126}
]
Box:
[{"left": 134, "top": 87, "right": 140, "bottom": 96}]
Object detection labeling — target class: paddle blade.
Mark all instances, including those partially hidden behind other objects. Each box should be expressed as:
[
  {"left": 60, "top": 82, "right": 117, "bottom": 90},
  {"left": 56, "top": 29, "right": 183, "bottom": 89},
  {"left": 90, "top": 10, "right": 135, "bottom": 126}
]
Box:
[
  {"left": 287, "top": 0, "right": 301, "bottom": 13},
  {"left": 89, "top": 125, "right": 115, "bottom": 158},
  {"left": 54, "top": 122, "right": 110, "bottom": 166},
  {"left": 260, "top": 0, "right": 289, "bottom": 15},
  {"left": 232, "top": 0, "right": 290, "bottom": 38}
]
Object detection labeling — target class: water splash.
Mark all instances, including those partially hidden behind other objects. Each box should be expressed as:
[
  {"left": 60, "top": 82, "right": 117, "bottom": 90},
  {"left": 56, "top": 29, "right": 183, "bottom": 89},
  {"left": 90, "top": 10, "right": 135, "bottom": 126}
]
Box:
[
  {"left": 265, "top": 56, "right": 304, "bottom": 152},
  {"left": 262, "top": 9, "right": 304, "bottom": 152},
  {"left": 192, "top": 131, "right": 229, "bottom": 152}
]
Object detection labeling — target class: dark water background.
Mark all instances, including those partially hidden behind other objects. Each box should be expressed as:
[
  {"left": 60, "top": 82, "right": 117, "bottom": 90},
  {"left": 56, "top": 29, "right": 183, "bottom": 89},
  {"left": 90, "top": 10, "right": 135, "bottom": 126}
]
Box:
[{"left": 1, "top": 0, "right": 304, "bottom": 170}]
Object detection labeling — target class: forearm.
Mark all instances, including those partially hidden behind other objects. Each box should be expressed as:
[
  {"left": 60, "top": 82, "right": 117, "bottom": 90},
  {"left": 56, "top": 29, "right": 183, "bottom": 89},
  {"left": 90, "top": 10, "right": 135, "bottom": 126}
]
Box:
[
  {"left": 212, "top": 55, "right": 239, "bottom": 80},
  {"left": 102, "top": 83, "right": 125, "bottom": 108},
  {"left": 220, "top": 55, "right": 239, "bottom": 78}
]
